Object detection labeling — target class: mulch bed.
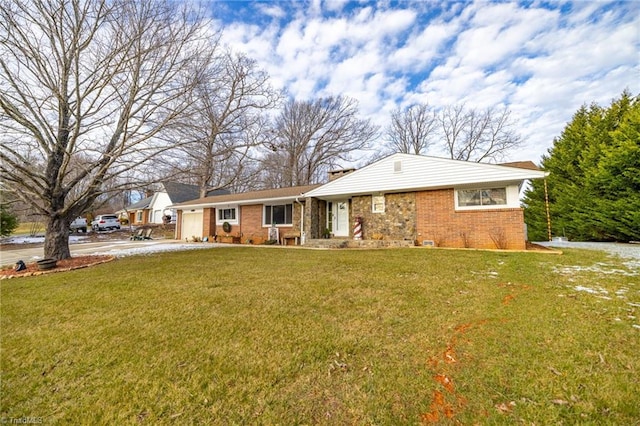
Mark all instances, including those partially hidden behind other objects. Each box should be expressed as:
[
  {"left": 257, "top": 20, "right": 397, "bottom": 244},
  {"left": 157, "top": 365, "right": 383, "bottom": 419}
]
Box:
[
  {"left": 526, "top": 242, "right": 556, "bottom": 251},
  {"left": 0, "top": 255, "right": 115, "bottom": 280}
]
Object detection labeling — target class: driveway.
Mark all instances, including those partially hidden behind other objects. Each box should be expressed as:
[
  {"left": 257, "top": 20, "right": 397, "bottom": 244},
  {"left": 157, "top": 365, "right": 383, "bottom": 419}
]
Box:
[
  {"left": 537, "top": 241, "right": 640, "bottom": 269},
  {"left": 0, "top": 239, "right": 188, "bottom": 267}
]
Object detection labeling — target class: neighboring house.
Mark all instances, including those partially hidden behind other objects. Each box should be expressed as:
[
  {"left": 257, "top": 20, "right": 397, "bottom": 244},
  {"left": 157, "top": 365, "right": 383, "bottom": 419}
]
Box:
[
  {"left": 120, "top": 182, "right": 229, "bottom": 226},
  {"left": 172, "top": 154, "right": 548, "bottom": 250},
  {"left": 120, "top": 196, "right": 153, "bottom": 225}
]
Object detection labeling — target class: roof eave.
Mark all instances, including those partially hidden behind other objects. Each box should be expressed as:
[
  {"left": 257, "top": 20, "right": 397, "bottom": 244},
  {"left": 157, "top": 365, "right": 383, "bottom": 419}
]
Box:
[
  {"left": 170, "top": 194, "right": 311, "bottom": 210},
  {"left": 305, "top": 173, "right": 548, "bottom": 199}
]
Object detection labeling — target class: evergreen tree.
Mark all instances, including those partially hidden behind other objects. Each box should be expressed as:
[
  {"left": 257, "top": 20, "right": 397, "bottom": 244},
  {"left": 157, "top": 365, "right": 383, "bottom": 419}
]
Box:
[
  {"left": 0, "top": 204, "right": 18, "bottom": 237},
  {"left": 523, "top": 91, "right": 640, "bottom": 242}
]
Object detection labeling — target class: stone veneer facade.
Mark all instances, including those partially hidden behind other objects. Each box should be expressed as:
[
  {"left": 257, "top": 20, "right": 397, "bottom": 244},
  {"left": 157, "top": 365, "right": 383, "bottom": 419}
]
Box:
[{"left": 350, "top": 193, "right": 416, "bottom": 241}]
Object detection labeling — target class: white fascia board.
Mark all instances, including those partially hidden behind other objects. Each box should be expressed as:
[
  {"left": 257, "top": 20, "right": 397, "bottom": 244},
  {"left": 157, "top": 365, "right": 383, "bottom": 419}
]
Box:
[{"left": 170, "top": 195, "right": 303, "bottom": 210}]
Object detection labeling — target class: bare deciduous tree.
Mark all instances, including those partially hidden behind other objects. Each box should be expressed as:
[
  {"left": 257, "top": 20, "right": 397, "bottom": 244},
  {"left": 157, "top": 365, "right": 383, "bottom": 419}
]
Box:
[
  {"left": 387, "top": 103, "right": 438, "bottom": 155},
  {"left": 160, "top": 50, "right": 281, "bottom": 197},
  {"left": 440, "top": 105, "right": 522, "bottom": 162},
  {"left": 0, "top": 0, "right": 216, "bottom": 259},
  {"left": 265, "top": 96, "right": 379, "bottom": 187}
]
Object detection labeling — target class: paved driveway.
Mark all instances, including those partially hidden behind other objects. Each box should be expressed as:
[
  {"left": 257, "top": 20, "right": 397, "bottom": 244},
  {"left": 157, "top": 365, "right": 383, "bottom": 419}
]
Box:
[
  {"left": 537, "top": 241, "right": 640, "bottom": 269},
  {"left": 0, "top": 239, "right": 186, "bottom": 267}
]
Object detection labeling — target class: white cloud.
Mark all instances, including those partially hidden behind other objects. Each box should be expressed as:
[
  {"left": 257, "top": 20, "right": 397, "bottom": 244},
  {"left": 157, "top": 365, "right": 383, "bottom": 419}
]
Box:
[
  {"left": 255, "top": 3, "right": 286, "bottom": 19},
  {"left": 215, "top": 1, "right": 640, "bottom": 163}
]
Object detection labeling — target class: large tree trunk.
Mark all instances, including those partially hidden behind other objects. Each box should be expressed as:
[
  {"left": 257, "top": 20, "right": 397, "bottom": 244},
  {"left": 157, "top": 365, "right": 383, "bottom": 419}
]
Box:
[{"left": 44, "top": 216, "right": 71, "bottom": 260}]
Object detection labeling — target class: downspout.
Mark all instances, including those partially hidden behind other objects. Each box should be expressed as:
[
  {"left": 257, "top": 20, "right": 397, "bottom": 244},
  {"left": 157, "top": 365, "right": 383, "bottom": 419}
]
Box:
[{"left": 295, "top": 197, "right": 305, "bottom": 245}]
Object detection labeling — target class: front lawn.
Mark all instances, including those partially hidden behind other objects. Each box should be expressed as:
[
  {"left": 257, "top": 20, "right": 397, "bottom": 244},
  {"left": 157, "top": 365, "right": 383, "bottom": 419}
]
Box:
[{"left": 1, "top": 247, "right": 638, "bottom": 424}]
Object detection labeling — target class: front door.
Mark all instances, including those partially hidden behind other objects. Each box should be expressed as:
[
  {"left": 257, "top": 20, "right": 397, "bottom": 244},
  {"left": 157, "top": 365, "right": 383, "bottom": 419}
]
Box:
[{"left": 331, "top": 200, "right": 350, "bottom": 237}]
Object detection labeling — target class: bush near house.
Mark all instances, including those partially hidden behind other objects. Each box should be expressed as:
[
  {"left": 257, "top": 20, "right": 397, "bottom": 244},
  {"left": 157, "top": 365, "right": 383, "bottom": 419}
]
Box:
[{"left": 1, "top": 248, "right": 638, "bottom": 424}]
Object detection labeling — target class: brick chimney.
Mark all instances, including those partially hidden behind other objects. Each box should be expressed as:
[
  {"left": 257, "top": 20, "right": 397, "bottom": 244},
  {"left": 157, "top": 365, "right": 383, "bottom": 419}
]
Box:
[{"left": 328, "top": 168, "right": 356, "bottom": 182}]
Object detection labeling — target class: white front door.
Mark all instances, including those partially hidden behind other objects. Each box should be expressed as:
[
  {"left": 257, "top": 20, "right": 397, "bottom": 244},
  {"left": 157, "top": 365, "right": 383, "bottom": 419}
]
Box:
[{"left": 331, "top": 200, "right": 350, "bottom": 237}]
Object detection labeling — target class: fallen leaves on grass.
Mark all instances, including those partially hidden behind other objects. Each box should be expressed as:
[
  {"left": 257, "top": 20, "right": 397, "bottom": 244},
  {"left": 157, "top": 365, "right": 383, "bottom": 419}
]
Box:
[{"left": 495, "top": 401, "right": 516, "bottom": 414}]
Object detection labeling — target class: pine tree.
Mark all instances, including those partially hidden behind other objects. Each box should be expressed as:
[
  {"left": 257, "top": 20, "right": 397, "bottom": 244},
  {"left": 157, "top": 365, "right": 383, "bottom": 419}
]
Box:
[{"left": 523, "top": 91, "right": 640, "bottom": 242}]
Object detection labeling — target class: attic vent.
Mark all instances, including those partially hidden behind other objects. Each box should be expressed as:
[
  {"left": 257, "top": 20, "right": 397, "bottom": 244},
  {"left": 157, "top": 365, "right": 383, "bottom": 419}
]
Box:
[{"left": 394, "top": 160, "right": 402, "bottom": 173}]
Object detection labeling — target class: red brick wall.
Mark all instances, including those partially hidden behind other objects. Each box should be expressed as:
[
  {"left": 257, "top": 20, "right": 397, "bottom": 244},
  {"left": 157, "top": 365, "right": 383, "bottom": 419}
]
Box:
[
  {"left": 238, "top": 204, "right": 267, "bottom": 243},
  {"left": 416, "top": 189, "right": 526, "bottom": 250},
  {"left": 175, "top": 210, "right": 183, "bottom": 240},
  {"left": 203, "top": 208, "right": 215, "bottom": 239},
  {"left": 128, "top": 210, "right": 148, "bottom": 226}
]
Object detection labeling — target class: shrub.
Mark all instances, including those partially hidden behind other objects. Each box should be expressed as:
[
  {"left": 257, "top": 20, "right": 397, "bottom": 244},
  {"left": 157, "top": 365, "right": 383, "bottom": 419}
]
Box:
[{"left": 0, "top": 204, "right": 18, "bottom": 237}]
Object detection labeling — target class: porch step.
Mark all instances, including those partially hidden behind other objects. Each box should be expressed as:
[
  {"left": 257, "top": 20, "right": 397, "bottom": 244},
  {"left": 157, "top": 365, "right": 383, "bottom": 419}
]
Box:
[{"left": 304, "top": 239, "right": 415, "bottom": 249}]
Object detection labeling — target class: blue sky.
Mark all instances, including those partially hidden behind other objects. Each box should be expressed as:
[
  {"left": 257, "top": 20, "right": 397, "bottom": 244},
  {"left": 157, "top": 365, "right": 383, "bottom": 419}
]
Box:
[{"left": 208, "top": 0, "right": 639, "bottom": 163}]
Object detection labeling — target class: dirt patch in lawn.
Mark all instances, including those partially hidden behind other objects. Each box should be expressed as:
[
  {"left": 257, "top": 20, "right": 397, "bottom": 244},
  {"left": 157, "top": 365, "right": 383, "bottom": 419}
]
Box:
[{"left": 0, "top": 255, "right": 114, "bottom": 280}]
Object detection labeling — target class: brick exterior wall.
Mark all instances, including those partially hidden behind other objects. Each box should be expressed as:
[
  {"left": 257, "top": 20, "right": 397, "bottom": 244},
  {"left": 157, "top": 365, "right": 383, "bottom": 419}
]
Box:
[
  {"left": 211, "top": 203, "right": 303, "bottom": 244},
  {"left": 203, "top": 208, "right": 215, "bottom": 239},
  {"left": 128, "top": 210, "right": 149, "bottom": 226},
  {"left": 175, "top": 210, "right": 182, "bottom": 239},
  {"left": 415, "top": 189, "right": 526, "bottom": 250}
]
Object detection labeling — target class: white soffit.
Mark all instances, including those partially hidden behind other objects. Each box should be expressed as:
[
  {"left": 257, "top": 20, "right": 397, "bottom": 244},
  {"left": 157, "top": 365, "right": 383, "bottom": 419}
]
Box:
[{"left": 305, "top": 153, "right": 547, "bottom": 198}]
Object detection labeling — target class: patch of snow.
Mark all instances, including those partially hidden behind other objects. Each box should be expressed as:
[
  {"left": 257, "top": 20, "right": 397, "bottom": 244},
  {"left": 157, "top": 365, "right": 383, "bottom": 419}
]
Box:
[
  {"left": 90, "top": 242, "right": 219, "bottom": 258},
  {"left": 633, "top": 325, "right": 640, "bottom": 330},
  {"left": 5, "top": 235, "right": 90, "bottom": 244},
  {"left": 471, "top": 270, "right": 499, "bottom": 278},
  {"left": 552, "top": 264, "right": 637, "bottom": 277},
  {"left": 574, "top": 285, "right": 608, "bottom": 295}
]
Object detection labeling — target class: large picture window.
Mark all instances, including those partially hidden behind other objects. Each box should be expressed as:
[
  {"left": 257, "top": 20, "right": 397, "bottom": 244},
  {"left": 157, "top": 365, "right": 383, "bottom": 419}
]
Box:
[
  {"left": 457, "top": 188, "right": 507, "bottom": 207},
  {"left": 264, "top": 204, "right": 293, "bottom": 226}
]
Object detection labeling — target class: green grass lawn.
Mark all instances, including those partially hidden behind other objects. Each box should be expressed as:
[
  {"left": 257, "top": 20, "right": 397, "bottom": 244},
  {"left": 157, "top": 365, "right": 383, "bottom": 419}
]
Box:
[
  {"left": 1, "top": 247, "right": 638, "bottom": 424},
  {"left": 10, "top": 221, "right": 44, "bottom": 236}
]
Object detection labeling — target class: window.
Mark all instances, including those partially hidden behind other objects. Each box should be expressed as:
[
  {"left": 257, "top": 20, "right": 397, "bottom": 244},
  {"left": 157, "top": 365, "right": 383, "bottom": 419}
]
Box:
[
  {"left": 136, "top": 211, "right": 143, "bottom": 223},
  {"left": 372, "top": 195, "right": 385, "bottom": 213},
  {"left": 264, "top": 204, "right": 293, "bottom": 226},
  {"left": 217, "top": 207, "right": 238, "bottom": 224},
  {"left": 457, "top": 188, "right": 507, "bottom": 207}
]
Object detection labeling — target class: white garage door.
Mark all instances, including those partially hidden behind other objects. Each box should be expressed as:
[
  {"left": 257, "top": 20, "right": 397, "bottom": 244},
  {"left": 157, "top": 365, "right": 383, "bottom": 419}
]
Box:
[{"left": 182, "top": 211, "right": 203, "bottom": 240}]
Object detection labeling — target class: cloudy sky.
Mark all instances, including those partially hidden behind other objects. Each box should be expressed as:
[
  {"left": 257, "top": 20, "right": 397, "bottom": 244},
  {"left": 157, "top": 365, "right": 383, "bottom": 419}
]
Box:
[{"left": 208, "top": 0, "right": 639, "bottom": 164}]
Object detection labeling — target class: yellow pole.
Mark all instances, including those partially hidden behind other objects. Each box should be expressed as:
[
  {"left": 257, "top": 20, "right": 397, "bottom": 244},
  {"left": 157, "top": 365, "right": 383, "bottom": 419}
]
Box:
[{"left": 544, "top": 179, "right": 552, "bottom": 241}]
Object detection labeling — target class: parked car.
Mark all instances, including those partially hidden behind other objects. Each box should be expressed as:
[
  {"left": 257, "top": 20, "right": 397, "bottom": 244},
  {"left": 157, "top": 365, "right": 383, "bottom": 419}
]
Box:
[
  {"left": 91, "top": 214, "right": 121, "bottom": 231},
  {"left": 70, "top": 217, "right": 88, "bottom": 233}
]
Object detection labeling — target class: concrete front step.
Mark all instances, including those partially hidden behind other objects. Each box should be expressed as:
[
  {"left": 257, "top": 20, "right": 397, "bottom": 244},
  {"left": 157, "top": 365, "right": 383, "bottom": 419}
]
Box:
[{"left": 304, "top": 239, "right": 415, "bottom": 249}]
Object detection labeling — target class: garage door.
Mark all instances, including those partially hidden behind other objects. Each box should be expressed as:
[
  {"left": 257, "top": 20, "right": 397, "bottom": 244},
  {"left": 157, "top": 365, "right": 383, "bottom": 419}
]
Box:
[{"left": 182, "top": 211, "right": 203, "bottom": 240}]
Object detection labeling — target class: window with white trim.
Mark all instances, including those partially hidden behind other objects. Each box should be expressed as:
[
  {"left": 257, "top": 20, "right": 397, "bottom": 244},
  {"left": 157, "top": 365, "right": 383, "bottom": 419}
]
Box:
[
  {"left": 136, "top": 211, "right": 143, "bottom": 222},
  {"left": 217, "top": 207, "right": 238, "bottom": 224},
  {"left": 457, "top": 188, "right": 507, "bottom": 207},
  {"left": 264, "top": 204, "right": 293, "bottom": 226},
  {"left": 372, "top": 195, "right": 385, "bottom": 213}
]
